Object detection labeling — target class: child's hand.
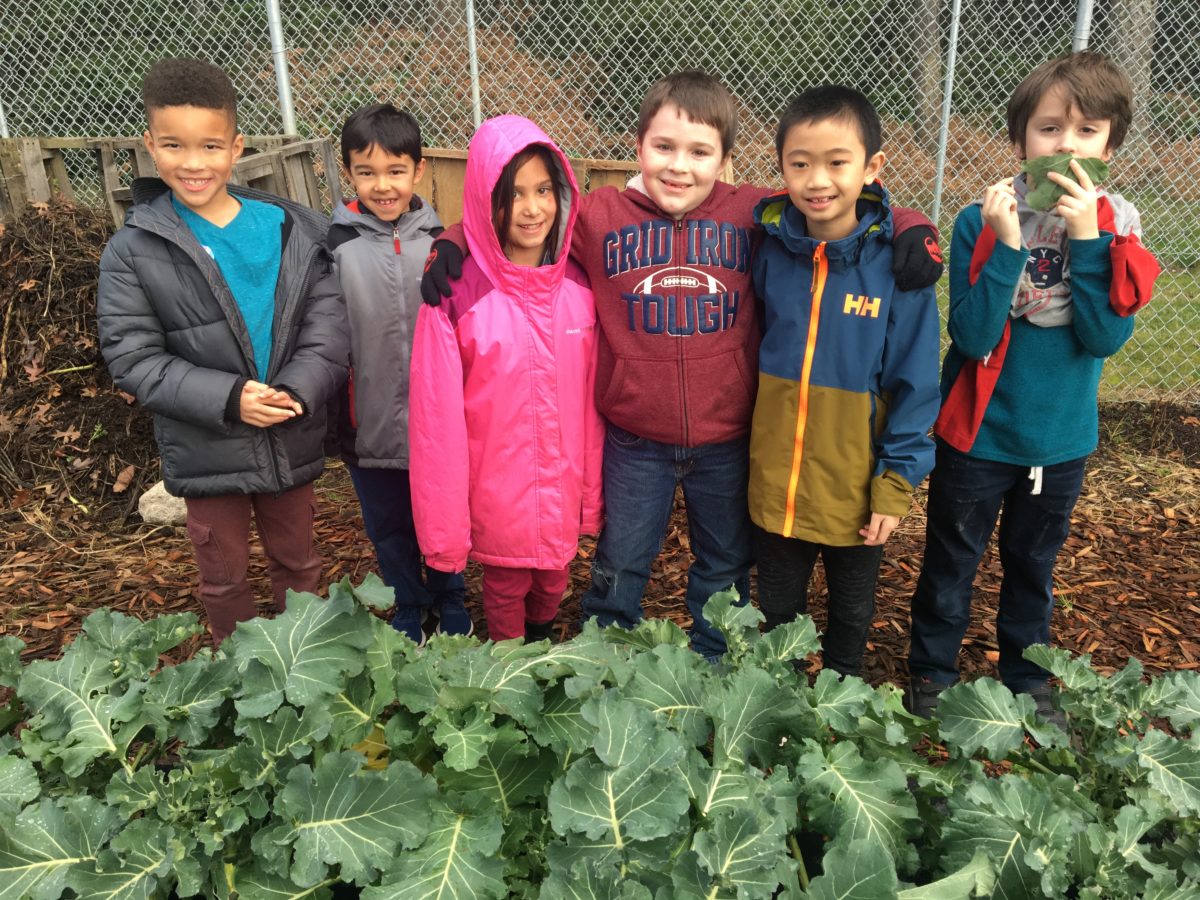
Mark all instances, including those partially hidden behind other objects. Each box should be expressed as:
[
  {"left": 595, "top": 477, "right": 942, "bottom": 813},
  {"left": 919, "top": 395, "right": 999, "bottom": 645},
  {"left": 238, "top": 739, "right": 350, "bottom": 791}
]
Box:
[
  {"left": 982, "top": 178, "right": 1021, "bottom": 249},
  {"left": 860, "top": 513, "right": 900, "bottom": 546},
  {"left": 239, "top": 380, "right": 300, "bottom": 427},
  {"left": 1045, "top": 159, "right": 1100, "bottom": 240}
]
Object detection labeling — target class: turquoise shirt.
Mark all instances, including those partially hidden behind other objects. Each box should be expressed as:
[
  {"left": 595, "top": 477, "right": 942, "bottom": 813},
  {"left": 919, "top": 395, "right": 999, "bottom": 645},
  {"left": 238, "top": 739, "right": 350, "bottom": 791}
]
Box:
[{"left": 174, "top": 196, "right": 284, "bottom": 381}]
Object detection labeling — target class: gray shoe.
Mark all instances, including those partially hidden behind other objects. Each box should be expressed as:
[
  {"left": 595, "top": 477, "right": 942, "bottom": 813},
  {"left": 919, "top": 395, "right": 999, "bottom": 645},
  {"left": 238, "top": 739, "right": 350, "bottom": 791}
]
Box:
[
  {"left": 1023, "top": 683, "right": 1068, "bottom": 731},
  {"left": 905, "top": 678, "right": 952, "bottom": 719}
]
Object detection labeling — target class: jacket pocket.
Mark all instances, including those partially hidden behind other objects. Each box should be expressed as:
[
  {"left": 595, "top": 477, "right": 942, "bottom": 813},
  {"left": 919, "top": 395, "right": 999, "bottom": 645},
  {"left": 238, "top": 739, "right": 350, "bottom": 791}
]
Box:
[{"left": 185, "top": 519, "right": 233, "bottom": 586}]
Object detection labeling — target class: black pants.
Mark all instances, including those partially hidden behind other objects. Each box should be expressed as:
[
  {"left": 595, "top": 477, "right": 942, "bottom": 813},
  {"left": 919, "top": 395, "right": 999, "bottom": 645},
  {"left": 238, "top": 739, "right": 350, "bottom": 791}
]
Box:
[{"left": 752, "top": 525, "right": 883, "bottom": 676}]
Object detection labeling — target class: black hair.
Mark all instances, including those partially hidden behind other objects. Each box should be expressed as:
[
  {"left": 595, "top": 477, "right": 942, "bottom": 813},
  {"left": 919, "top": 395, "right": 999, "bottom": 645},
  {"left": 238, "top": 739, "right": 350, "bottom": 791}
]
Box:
[
  {"left": 774, "top": 85, "right": 882, "bottom": 164},
  {"left": 490, "top": 145, "right": 565, "bottom": 265},
  {"left": 340, "top": 103, "right": 423, "bottom": 168},
  {"left": 142, "top": 57, "right": 237, "bottom": 128}
]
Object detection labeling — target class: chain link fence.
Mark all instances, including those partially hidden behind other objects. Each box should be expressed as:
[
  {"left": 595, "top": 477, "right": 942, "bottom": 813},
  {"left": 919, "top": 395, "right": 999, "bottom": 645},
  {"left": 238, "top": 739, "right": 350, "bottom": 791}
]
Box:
[{"left": 2, "top": 0, "right": 1196, "bottom": 398}]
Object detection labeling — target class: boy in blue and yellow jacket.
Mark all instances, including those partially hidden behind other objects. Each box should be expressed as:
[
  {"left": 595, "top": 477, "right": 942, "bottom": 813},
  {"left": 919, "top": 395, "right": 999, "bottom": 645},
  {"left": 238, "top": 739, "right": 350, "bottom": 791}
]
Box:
[{"left": 749, "top": 85, "right": 941, "bottom": 676}]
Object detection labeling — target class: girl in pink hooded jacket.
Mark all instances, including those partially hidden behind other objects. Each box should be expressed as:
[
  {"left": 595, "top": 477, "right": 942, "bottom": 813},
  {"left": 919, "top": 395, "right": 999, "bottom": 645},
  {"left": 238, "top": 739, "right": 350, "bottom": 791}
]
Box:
[{"left": 409, "top": 116, "right": 604, "bottom": 642}]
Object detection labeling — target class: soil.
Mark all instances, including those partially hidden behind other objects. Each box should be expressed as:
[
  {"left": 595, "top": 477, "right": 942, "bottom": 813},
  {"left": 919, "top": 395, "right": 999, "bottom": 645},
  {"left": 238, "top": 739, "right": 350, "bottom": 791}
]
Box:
[{"left": 2, "top": 201, "right": 1198, "bottom": 687}]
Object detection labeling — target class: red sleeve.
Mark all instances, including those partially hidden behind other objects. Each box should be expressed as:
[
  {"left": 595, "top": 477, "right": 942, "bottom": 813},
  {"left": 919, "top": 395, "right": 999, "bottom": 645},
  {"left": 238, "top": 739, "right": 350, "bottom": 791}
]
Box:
[
  {"left": 439, "top": 221, "right": 468, "bottom": 255},
  {"left": 1108, "top": 233, "right": 1159, "bottom": 316}
]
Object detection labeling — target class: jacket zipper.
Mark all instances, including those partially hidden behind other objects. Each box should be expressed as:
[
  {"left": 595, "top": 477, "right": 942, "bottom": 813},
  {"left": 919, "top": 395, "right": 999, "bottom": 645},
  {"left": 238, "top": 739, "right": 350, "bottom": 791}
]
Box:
[
  {"left": 675, "top": 218, "right": 688, "bottom": 446},
  {"left": 264, "top": 242, "right": 319, "bottom": 495},
  {"left": 393, "top": 223, "right": 402, "bottom": 255},
  {"left": 782, "top": 242, "right": 827, "bottom": 536}
]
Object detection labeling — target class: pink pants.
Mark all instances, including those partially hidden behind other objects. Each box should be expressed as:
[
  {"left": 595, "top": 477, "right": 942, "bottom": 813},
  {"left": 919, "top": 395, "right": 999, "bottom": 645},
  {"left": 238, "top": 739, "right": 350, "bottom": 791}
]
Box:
[
  {"left": 480, "top": 563, "right": 570, "bottom": 641},
  {"left": 184, "top": 483, "right": 321, "bottom": 645}
]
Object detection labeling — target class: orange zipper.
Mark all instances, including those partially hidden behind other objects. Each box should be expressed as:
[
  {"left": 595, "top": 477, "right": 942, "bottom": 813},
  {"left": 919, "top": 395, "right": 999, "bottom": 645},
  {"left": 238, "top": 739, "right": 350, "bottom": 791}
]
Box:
[{"left": 782, "top": 242, "right": 827, "bottom": 535}]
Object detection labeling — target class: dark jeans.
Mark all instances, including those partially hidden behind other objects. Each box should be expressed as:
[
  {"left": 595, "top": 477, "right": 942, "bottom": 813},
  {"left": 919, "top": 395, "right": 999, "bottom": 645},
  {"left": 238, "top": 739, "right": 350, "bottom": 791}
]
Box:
[
  {"left": 580, "top": 424, "right": 752, "bottom": 658},
  {"left": 908, "top": 442, "right": 1087, "bottom": 692},
  {"left": 752, "top": 524, "right": 882, "bottom": 676},
  {"left": 347, "top": 464, "right": 465, "bottom": 612}
]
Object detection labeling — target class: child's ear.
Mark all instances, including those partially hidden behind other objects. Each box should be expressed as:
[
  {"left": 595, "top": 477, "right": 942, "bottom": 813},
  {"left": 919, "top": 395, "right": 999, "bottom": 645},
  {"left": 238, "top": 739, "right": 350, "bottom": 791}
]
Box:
[
  {"left": 1012, "top": 141, "right": 1025, "bottom": 162},
  {"left": 142, "top": 130, "right": 156, "bottom": 159},
  {"left": 863, "top": 150, "right": 886, "bottom": 185},
  {"left": 413, "top": 158, "right": 427, "bottom": 184},
  {"left": 231, "top": 133, "right": 245, "bottom": 161}
]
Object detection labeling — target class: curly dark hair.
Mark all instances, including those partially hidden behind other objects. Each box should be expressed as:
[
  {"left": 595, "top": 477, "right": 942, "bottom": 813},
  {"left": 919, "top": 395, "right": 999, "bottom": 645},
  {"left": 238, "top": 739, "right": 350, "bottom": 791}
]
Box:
[{"left": 142, "top": 57, "right": 237, "bottom": 127}]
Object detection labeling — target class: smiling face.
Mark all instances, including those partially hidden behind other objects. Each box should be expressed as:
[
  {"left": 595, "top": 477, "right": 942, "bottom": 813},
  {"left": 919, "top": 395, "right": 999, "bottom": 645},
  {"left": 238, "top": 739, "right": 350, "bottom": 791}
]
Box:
[
  {"left": 636, "top": 102, "right": 729, "bottom": 219},
  {"left": 143, "top": 104, "right": 243, "bottom": 224},
  {"left": 1016, "top": 83, "right": 1114, "bottom": 163},
  {"left": 503, "top": 153, "right": 558, "bottom": 267},
  {"left": 346, "top": 144, "right": 426, "bottom": 222},
  {"left": 779, "top": 115, "right": 884, "bottom": 242}
]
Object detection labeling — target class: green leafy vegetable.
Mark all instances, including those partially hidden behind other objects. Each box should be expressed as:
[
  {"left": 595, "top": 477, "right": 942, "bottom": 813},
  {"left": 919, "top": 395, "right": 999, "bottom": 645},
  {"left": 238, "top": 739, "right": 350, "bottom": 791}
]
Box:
[{"left": 1022, "top": 153, "right": 1110, "bottom": 211}]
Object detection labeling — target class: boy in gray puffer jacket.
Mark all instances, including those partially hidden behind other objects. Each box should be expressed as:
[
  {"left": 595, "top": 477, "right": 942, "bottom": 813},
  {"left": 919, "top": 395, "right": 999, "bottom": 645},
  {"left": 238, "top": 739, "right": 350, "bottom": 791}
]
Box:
[
  {"left": 326, "top": 103, "right": 470, "bottom": 645},
  {"left": 97, "top": 58, "right": 348, "bottom": 644}
]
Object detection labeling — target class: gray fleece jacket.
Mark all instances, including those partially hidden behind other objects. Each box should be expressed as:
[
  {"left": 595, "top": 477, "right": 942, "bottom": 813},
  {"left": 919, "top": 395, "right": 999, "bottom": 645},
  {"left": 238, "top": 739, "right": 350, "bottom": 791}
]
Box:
[{"left": 326, "top": 196, "right": 441, "bottom": 468}]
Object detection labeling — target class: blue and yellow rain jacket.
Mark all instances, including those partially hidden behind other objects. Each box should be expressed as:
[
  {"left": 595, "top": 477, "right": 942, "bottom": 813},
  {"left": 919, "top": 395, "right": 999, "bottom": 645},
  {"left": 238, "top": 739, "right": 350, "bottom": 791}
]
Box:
[{"left": 749, "top": 185, "right": 941, "bottom": 545}]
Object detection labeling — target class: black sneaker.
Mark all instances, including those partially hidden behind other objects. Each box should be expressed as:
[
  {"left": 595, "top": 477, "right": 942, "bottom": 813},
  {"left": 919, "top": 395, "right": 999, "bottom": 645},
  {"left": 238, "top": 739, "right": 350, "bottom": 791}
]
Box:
[
  {"left": 1023, "top": 683, "right": 1068, "bottom": 731},
  {"left": 905, "top": 677, "right": 952, "bottom": 719},
  {"left": 525, "top": 619, "right": 556, "bottom": 642}
]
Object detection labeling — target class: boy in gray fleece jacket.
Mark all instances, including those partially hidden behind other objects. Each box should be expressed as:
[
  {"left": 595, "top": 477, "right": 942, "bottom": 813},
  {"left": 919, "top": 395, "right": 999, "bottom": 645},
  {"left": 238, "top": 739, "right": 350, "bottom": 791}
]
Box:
[{"left": 326, "top": 103, "right": 470, "bottom": 644}]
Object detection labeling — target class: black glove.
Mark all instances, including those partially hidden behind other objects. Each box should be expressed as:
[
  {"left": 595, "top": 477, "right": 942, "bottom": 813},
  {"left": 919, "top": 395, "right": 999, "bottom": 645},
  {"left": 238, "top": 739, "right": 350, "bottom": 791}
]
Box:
[
  {"left": 892, "top": 224, "right": 944, "bottom": 292},
  {"left": 420, "top": 240, "right": 464, "bottom": 306}
]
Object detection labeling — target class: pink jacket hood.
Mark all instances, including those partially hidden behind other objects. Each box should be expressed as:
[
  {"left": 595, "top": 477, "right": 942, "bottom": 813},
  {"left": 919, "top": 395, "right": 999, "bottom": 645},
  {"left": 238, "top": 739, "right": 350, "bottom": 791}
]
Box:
[
  {"left": 462, "top": 115, "right": 580, "bottom": 301},
  {"left": 409, "top": 117, "right": 604, "bottom": 574}
]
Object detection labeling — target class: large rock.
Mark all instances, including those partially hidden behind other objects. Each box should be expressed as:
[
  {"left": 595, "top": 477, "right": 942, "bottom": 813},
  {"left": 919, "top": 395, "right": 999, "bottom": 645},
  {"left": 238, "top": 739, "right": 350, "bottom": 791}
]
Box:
[{"left": 138, "top": 480, "right": 187, "bottom": 526}]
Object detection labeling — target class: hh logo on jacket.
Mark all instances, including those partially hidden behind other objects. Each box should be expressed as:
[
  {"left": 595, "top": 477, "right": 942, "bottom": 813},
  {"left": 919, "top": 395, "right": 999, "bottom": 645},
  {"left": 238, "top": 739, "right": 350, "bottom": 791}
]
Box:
[
  {"left": 604, "top": 218, "right": 750, "bottom": 336},
  {"left": 843, "top": 293, "right": 882, "bottom": 318}
]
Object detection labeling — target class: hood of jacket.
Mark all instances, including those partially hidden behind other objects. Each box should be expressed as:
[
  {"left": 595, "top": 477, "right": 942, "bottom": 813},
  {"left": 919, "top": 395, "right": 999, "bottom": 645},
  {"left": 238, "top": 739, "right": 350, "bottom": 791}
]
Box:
[
  {"left": 754, "top": 181, "right": 895, "bottom": 265},
  {"left": 462, "top": 115, "right": 579, "bottom": 300},
  {"left": 331, "top": 194, "right": 441, "bottom": 241}
]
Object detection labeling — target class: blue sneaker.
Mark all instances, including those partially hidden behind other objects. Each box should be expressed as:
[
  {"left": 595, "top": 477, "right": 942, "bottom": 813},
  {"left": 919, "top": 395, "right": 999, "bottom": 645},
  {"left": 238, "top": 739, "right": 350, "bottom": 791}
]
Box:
[
  {"left": 436, "top": 600, "right": 475, "bottom": 638},
  {"left": 390, "top": 606, "right": 426, "bottom": 647}
]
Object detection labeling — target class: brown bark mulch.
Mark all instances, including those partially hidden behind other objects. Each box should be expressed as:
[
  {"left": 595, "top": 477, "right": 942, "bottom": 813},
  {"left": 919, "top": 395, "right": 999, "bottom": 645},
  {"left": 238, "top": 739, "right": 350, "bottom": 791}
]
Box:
[{"left": 2, "top": 200, "right": 1198, "bottom": 686}]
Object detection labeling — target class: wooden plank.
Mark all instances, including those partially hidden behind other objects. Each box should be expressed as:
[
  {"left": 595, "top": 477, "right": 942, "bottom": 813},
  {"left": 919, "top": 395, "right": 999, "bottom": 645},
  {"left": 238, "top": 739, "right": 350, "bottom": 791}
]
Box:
[
  {"left": 427, "top": 154, "right": 466, "bottom": 225},
  {"left": 0, "top": 139, "right": 28, "bottom": 220},
  {"left": 46, "top": 150, "right": 76, "bottom": 203},
  {"left": 318, "top": 138, "right": 341, "bottom": 209},
  {"left": 18, "top": 138, "right": 52, "bottom": 203},
  {"left": 96, "top": 142, "right": 128, "bottom": 227},
  {"left": 279, "top": 139, "right": 326, "bottom": 210},
  {"left": 232, "top": 151, "right": 285, "bottom": 196},
  {"left": 585, "top": 165, "right": 637, "bottom": 192}
]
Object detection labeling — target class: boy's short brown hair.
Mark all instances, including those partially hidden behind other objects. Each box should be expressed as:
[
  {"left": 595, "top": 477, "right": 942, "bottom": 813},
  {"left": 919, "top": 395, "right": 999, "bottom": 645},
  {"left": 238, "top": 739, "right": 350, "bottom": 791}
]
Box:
[
  {"left": 636, "top": 70, "right": 738, "bottom": 158},
  {"left": 1007, "top": 52, "right": 1133, "bottom": 153},
  {"left": 142, "top": 57, "right": 238, "bottom": 129}
]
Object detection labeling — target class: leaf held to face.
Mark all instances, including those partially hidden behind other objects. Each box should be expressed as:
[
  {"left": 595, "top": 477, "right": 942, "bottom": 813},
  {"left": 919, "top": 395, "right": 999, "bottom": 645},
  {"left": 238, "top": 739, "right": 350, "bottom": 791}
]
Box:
[{"left": 1021, "top": 153, "right": 1110, "bottom": 211}]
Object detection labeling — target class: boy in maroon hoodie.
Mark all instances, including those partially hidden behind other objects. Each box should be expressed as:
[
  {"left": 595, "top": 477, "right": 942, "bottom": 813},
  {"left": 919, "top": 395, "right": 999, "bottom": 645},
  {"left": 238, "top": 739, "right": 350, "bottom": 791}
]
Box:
[{"left": 424, "top": 71, "right": 942, "bottom": 658}]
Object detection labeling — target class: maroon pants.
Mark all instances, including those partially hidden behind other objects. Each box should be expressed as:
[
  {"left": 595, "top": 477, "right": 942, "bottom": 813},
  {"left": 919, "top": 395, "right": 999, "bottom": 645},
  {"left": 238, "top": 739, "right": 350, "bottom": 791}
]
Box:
[
  {"left": 184, "top": 483, "right": 321, "bottom": 644},
  {"left": 480, "top": 564, "right": 570, "bottom": 641}
]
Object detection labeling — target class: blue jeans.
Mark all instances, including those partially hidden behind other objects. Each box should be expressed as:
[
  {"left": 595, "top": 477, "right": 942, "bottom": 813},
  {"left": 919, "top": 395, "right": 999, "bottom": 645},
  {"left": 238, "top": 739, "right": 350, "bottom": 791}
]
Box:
[
  {"left": 580, "top": 424, "right": 752, "bottom": 658},
  {"left": 908, "top": 442, "right": 1087, "bottom": 692},
  {"left": 347, "top": 465, "right": 465, "bottom": 612}
]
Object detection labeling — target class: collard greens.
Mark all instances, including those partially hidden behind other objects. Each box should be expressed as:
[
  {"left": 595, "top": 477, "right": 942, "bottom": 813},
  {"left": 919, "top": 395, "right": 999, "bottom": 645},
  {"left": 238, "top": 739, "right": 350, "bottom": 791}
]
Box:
[{"left": 1022, "top": 152, "right": 1110, "bottom": 211}]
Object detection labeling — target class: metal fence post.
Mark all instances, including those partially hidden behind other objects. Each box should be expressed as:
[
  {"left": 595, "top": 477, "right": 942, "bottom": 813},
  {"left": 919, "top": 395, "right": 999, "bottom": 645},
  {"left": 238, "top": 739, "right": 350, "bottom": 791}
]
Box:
[
  {"left": 0, "top": 94, "right": 10, "bottom": 138},
  {"left": 931, "top": 0, "right": 964, "bottom": 226},
  {"left": 1073, "top": 0, "right": 1095, "bottom": 51},
  {"left": 265, "top": 0, "right": 298, "bottom": 135},
  {"left": 465, "top": 0, "right": 482, "bottom": 128}
]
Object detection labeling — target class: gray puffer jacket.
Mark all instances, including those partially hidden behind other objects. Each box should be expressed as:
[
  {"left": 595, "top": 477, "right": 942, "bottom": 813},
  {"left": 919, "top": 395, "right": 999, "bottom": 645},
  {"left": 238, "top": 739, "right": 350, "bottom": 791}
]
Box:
[
  {"left": 97, "top": 178, "right": 349, "bottom": 498},
  {"left": 326, "top": 196, "right": 441, "bottom": 468}
]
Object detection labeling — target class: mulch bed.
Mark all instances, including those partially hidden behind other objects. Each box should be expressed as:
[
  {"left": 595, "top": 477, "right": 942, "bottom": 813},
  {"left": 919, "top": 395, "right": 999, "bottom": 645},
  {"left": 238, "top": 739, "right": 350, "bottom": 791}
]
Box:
[{"left": 2, "top": 200, "right": 1199, "bottom": 686}]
